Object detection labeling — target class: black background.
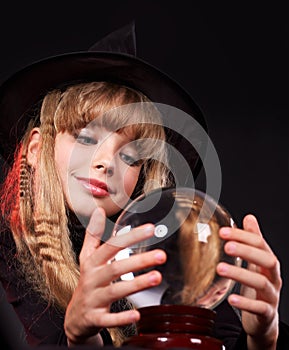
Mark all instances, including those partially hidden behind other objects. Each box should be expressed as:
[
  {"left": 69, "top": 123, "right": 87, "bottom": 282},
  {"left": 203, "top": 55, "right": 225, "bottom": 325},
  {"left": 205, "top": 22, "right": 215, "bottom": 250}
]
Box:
[{"left": 0, "top": 0, "right": 288, "bottom": 343}]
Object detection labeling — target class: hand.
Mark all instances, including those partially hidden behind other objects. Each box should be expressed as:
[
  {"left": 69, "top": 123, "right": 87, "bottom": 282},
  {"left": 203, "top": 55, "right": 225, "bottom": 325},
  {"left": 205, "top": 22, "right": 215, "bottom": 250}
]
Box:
[
  {"left": 217, "top": 214, "right": 282, "bottom": 350},
  {"left": 64, "top": 207, "right": 166, "bottom": 346}
]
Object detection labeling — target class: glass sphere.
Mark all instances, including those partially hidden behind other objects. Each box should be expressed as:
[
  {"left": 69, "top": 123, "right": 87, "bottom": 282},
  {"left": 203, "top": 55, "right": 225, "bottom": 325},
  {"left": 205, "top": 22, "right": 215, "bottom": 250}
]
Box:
[{"left": 113, "top": 187, "right": 241, "bottom": 309}]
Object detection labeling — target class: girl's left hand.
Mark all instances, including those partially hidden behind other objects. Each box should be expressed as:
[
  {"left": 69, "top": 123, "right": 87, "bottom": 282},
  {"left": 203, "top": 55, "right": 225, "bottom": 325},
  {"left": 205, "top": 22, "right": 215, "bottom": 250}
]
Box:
[{"left": 217, "top": 214, "right": 282, "bottom": 350}]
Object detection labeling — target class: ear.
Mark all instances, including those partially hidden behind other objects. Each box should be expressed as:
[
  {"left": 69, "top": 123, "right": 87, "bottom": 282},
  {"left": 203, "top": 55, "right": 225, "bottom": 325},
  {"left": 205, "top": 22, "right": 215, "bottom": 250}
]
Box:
[{"left": 27, "top": 128, "right": 41, "bottom": 167}]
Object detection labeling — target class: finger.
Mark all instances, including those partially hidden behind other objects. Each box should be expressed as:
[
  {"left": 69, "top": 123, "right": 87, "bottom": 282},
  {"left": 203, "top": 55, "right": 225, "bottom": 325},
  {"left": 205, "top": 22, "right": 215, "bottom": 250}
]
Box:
[
  {"left": 217, "top": 263, "right": 278, "bottom": 303},
  {"left": 242, "top": 214, "right": 273, "bottom": 252},
  {"left": 108, "top": 224, "right": 155, "bottom": 249},
  {"left": 223, "top": 241, "right": 278, "bottom": 271},
  {"left": 95, "top": 270, "right": 163, "bottom": 305},
  {"left": 219, "top": 224, "right": 282, "bottom": 285},
  {"left": 90, "top": 249, "right": 166, "bottom": 286},
  {"left": 220, "top": 226, "right": 271, "bottom": 253},
  {"left": 243, "top": 214, "right": 262, "bottom": 236},
  {"left": 90, "top": 309, "right": 140, "bottom": 328},
  {"left": 91, "top": 224, "right": 156, "bottom": 265},
  {"left": 227, "top": 293, "right": 276, "bottom": 320},
  {"left": 79, "top": 207, "right": 106, "bottom": 262}
]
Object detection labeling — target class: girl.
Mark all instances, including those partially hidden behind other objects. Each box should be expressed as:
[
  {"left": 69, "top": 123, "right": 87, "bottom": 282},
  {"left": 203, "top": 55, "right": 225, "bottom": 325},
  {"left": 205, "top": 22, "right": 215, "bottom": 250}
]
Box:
[
  {"left": 0, "top": 25, "right": 287, "bottom": 349},
  {"left": 0, "top": 80, "right": 171, "bottom": 346}
]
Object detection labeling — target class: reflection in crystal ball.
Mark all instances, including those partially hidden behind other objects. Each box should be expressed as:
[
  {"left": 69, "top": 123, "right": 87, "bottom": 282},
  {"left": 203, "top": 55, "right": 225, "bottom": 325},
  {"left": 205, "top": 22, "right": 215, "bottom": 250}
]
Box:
[{"left": 113, "top": 187, "right": 241, "bottom": 310}]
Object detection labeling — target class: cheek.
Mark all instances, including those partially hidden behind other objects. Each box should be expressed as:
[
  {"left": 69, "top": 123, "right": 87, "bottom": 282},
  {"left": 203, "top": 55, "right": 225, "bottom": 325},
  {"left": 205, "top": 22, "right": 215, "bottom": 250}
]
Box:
[
  {"left": 122, "top": 167, "right": 141, "bottom": 196},
  {"left": 54, "top": 146, "right": 70, "bottom": 181},
  {"left": 55, "top": 143, "right": 90, "bottom": 178},
  {"left": 54, "top": 140, "right": 78, "bottom": 191}
]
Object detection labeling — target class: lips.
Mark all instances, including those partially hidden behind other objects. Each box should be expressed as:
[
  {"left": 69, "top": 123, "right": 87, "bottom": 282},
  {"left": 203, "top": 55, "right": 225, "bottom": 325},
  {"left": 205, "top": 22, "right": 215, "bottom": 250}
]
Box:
[{"left": 76, "top": 177, "right": 112, "bottom": 197}]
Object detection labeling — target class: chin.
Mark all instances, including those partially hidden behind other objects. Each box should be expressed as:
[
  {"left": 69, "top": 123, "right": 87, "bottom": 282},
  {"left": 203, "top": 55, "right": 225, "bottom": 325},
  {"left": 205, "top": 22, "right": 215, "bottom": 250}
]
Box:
[
  {"left": 101, "top": 205, "right": 122, "bottom": 218},
  {"left": 74, "top": 208, "right": 95, "bottom": 223}
]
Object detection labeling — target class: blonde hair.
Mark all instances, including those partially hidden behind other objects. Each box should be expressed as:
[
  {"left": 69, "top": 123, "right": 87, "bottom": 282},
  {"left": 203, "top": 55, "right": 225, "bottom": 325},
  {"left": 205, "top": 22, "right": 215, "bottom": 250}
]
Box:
[{"left": 1, "top": 81, "right": 171, "bottom": 345}]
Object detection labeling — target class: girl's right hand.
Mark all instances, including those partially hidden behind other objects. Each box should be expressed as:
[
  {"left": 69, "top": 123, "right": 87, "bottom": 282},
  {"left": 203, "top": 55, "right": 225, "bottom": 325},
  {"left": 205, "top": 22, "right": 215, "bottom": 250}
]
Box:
[{"left": 64, "top": 207, "right": 166, "bottom": 346}]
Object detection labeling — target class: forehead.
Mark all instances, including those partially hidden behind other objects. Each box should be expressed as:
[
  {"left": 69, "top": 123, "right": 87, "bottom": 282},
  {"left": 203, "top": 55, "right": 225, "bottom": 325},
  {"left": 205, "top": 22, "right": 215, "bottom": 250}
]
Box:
[{"left": 83, "top": 117, "right": 139, "bottom": 138}]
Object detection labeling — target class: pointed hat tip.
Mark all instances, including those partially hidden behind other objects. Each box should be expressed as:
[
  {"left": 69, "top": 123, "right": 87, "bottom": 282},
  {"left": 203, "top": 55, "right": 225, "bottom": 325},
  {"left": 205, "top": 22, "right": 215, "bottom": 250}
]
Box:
[{"left": 88, "top": 21, "right": 137, "bottom": 56}]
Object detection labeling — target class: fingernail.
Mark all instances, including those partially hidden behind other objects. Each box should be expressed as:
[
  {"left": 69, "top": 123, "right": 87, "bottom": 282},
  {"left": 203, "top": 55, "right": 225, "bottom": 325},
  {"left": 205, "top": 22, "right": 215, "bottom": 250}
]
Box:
[
  {"left": 149, "top": 272, "right": 159, "bottom": 285},
  {"left": 220, "top": 227, "right": 231, "bottom": 237},
  {"left": 144, "top": 225, "right": 155, "bottom": 236},
  {"left": 226, "top": 242, "right": 236, "bottom": 253},
  {"left": 229, "top": 295, "right": 239, "bottom": 305},
  {"left": 154, "top": 252, "right": 166, "bottom": 263},
  {"left": 130, "top": 311, "right": 140, "bottom": 322},
  {"left": 217, "top": 263, "right": 228, "bottom": 274}
]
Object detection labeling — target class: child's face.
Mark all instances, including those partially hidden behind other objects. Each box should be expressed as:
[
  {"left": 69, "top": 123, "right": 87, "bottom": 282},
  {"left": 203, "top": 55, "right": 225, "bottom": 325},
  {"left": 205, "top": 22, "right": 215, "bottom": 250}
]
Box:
[{"left": 54, "top": 126, "right": 142, "bottom": 219}]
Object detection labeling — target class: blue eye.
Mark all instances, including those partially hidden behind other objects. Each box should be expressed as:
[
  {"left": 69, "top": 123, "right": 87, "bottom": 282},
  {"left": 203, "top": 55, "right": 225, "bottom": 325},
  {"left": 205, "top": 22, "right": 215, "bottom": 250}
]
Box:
[
  {"left": 76, "top": 135, "right": 98, "bottom": 145},
  {"left": 120, "top": 152, "right": 141, "bottom": 167}
]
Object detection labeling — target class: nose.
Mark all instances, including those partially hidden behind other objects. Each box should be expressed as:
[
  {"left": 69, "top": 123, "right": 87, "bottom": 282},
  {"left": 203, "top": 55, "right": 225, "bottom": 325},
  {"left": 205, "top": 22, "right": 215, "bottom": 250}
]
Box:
[
  {"left": 91, "top": 142, "right": 115, "bottom": 176},
  {"left": 94, "top": 162, "right": 114, "bottom": 176}
]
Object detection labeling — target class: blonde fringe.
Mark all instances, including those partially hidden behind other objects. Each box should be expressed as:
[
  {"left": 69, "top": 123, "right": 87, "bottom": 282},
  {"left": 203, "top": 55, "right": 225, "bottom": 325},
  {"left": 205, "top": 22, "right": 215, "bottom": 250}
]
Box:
[{"left": 3, "top": 82, "right": 172, "bottom": 345}]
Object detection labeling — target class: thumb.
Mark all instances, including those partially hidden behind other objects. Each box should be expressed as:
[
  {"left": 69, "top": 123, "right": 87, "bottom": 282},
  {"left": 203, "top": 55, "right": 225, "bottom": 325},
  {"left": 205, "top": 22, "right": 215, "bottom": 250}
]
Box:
[
  {"left": 243, "top": 214, "right": 262, "bottom": 236},
  {"left": 79, "top": 207, "right": 106, "bottom": 261},
  {"left": 243, "top": 214, "right": 273, "bottom": 255}
]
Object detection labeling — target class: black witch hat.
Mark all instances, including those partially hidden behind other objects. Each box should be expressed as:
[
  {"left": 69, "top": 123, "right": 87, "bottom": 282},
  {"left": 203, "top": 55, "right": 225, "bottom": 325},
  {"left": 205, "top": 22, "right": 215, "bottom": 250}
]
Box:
[{"left": 0, "top": 23, "right": 207, "bottom": 181}]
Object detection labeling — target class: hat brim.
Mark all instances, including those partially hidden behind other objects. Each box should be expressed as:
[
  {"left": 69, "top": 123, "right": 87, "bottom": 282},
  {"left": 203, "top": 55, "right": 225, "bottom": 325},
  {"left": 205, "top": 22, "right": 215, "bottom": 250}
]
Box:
[{"left": 0, "top": 51, "right": 207, "bottom": 178}]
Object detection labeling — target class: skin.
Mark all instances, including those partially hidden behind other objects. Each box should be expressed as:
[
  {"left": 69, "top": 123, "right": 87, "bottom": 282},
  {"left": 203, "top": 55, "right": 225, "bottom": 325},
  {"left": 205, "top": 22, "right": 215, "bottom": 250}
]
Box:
[
  {"left": 55, "top": 126, "right": 169, "bottom": 344},
  {"left": 27, "top": 128, "right": 282, "bottom": 349},
  {"left": 27, "top": 126, "right": 167, "bottom": 346},
  {"left": 64, "top": 208, "right": 166, "bottom": 345},
  {"left": 217, "top": 214, "right": 282, "bottom": 350},
  {"left": 54, "top": 127, "right": 143, "bottom": 218},
  {"left": 65, "top": 213, "right": 282, "bottom": 349}
]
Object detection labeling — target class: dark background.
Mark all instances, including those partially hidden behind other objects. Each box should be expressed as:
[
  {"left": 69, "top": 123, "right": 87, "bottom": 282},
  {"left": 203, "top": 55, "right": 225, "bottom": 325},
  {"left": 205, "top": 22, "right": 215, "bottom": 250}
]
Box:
[{"left": 0, "top": 0, "right": 288, "bottom": 345}]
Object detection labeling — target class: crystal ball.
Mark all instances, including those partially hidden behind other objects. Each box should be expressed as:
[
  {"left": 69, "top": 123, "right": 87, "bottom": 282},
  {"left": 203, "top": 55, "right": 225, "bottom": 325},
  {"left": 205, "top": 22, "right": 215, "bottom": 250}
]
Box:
[{"left": 113, "top": 187, "right": 241, "bottom": 309}]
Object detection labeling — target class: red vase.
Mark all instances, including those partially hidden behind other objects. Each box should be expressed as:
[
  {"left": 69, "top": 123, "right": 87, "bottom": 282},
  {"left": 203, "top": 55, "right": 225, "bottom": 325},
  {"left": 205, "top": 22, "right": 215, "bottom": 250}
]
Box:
[{"left": 124, "top": 305, "right": 223, "bottom": 349}]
